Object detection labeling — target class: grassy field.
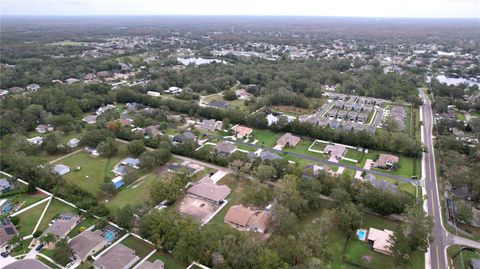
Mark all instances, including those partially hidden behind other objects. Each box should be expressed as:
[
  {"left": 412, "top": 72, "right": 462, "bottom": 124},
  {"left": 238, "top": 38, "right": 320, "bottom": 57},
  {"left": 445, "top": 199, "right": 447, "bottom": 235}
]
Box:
[
  {"left": 203, "top": 94, "right": 248, "bottom": 111},
  {"left": 37, "top": 198, "right": 77, "bottom": 232},
  {"left": 282, "top": 139, "right": 328, "bottom": 160},
  {"left": 106, "top": 174, "right": 157, "bottom": 212},
  {"left": 344, "top": 149, "right": 363, "bottom": 161},
  {"left": 456, "top": 112, "right": 466, "bottom": 122},
  {"left": 310, "top": 140, "right": 328, "bottom": 152},
  {"left": 236, "top": 143, "right": 257, "bottom": 152},
  {"left": 374, "top": 175, "right": 417, "bottom": 196},
  {"left": 37, "top": 255, "right": 60, "bottom": 269},
  {"left": 252, "top": 129, "right": 281, "bottom": 148},
  {"left": 148, "top": 250, "right": 185, "bottom": 269},
  {"left": 353, "top": 149, "right": 419, "bottom": 179},
  {"left": 16, "top": 200, "right": 48, "bottom": 237},
  {"left": 60, "top": 145, "right": 128, "bottom": 195},
  {"left": 120, "top": 235, "right": 155, "bottom": 259},
  {"left": 50, "top": 40, "right": 88, "bottom": 46}
]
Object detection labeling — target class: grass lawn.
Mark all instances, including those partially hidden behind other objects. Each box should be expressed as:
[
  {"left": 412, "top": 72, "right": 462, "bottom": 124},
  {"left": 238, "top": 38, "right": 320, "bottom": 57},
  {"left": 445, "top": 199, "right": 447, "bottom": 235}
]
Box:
[
  {"left": 355, "top": 149, "right": 419, "bottom": 179},
  {"left": 148, "top": 250, "right": 185, "bottom": 269},
  {"left": 16, "top": 200, "right": 48, "bottom": 237},
  {"left": 252, "top": 129, "right": 281, "bottom": 148},
  {"left": 310, "top": 140, "right": 327, "bottom": 152},
  {"left": 448, "top": 245, "right": 480, "bottom": 269},
  {"left": 374, "top": 175, "right": 417, "bottom": 196},
  {"left": 67, "top": 217, "right": 97, "bottom": 238},
  {"left": 60, "top": 145, "right": 128, "bottom": 195},
  {"left": 203, "top": 94, "right": 247, "bottom": 111},
  {"left": 456, "top": 112, "right": 466, "bottom": 122},
  {"left": 282, "top": 139, "right": 328, "bottom": 160},
  {"left": 120, "top": 235, "right": 155, "bottom": 259},
  {"left": 344, "top": 149, "right": 363, "bottom": 161},
  {"left": 37, "top": 255, "right": 60, "bottom": 269},
  {"left": 76, "top": 260, "right": 93, "bottom": 269},
  {"left": 343, "top": 169, "right": 356, "bottom": 178},
  {"left": 106, "top": 174, "right": 157, "bottom": 212},
  {"left": 1, "top": 191, "right": 47, "bottom": 211},
  {"left": 37, "top": 198, "right": 77, "bottom": 232},
  {"left": 209, "top": 175, "right": 244, "bottom": 226},
  {"left": 236, "top": 143, "right": 257, "bottom": 152}
]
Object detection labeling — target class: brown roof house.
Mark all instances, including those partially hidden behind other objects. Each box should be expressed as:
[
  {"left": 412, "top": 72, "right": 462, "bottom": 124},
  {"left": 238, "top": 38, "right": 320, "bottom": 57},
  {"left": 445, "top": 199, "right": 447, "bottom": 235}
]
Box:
[
  {"left": 232, "top": 125, "right": 253, "bottom": 139},
  {"left": 367, "top": 228, "right": 394, "bottom": 255},
  {"left": 93, "top": 243, "right": 139, "bottom": 269},
  {"left": 374, "top": 154, "right": 399, "bottom": 169},
  {"left": 0, "top": 218, "right": 19, "bottom": 253},
  {"left": 187, "top": 180, "right": 231, "bottom": 205},
  {"left": 197, "top": 119, "right": 222, "bottom": 132},
  {"left": 69, "top": 230, "right": 108, "bottom": 262},
  {"left": 224, "top": 205, "right": 271, "bottom": 233},
  {"left": 137, "top": 260, "right": 165, "bottom": 269},
  {"left": 43, "top": 212, "right": 81, "bottom": 240},
  {"left": 276, "top": 133, "right": 300, "bottom": 148}
]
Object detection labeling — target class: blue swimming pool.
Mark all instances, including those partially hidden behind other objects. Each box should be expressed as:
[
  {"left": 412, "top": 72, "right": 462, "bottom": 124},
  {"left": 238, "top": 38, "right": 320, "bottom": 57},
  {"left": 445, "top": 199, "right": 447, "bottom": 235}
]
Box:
[
  {"left": 356, "top": 229, "right": 367, "bottom": 241},
  {"left": 104, "top": 230, "right": 115, "bottom": 242}
]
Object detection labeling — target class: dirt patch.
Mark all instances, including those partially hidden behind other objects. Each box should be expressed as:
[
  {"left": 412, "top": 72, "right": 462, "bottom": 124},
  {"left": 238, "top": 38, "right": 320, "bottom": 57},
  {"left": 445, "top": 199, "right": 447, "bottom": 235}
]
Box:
[{"left": 273, "top": 105, "right": 314, "bottom": 115}]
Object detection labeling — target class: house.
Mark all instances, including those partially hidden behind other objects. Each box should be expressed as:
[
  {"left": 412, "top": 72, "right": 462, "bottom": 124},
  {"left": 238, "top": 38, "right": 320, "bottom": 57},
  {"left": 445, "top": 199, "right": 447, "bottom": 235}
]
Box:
[
  {"left": 197, "top": 119, "right": 222, "bottom": 132},
  {"left": 235, "top": 89, "right": 253, "bottom": 100},
  {"left": 276, "top": 133, "right": 300, "bottom": 147},
  {"left": 126, "top": 102, "right": 140, "bottom": 112},
  {"left": 335, "top": 100, "right": 344, "bottom": 109},
  {"left": 93, "top": 243, "right": 139, "bottom": 269},
  {"left": 209, "top": 101, "right": 229, "bottom": 109},
  {"left": 121, "top": 157, "right": 140, "bottom": 169},
  {"left": 353, "top": 103, "right": 363, "bottom": 112},
  {"left": 0, "top": 89, "right": 8, "bottom": 98},
  {"left": 27, "top": 83, "right": 41, "bottom": 91},
  {"left": 83, "top": 115, "right": 98, "bottom": 124},
  {"left": 187, "top": 180, "right": 231, "bottom": 204},
  {"left": 215, "top": 142, "right": 237, "bottom": 156},
  {"left": 374, "top": 154, "right": 399, "bottom": 169},
  {"left": 0, "top": 178, "right": 13, "bottom": 193},
  {"left": 8, "top": 86, "right": 25, "bottom": 94},
  {"left": 352, "top": 123, "right": 365, "bottom": 132},
  {"left": 471, "top": 258, "right": 480, "bottom": 269},
  {"left": 96, "top": 105, "right": 115, "bottom": 115},
  {"left": 118, "top": 118, "right": 133, "bottom": 127},
  {"left": 337, "top": 110, "right": 347, "bottom": 120},
  {"left": 35, "top": 124, "right": 54, "bottom": 134},
  {"left": 365, "top": 125, "right": 377, "bottom": 134},
  {"left": 172, "top": 131, "right": 197, "bottom": 143},
  {"left": 0, "top": 218, "right": 19, "bottom": 253},
  {"left": 67, "top": 138, "right": 80, "bottom": 148},
  {"left": 328, "top": 120, "right": 340, "bottom": 129},
  {"left": 147, "top": 91, "right": 161, "bottom": 97},
  {"left": 364, "top": 174, "right": 398, "bottom": 193},
  {"left": 164, "top": 86, "right": 183, "bottom": 94},
  {"left": 343, "top": 122, "right": 353, "bottom": 131},
  {"left": 357, "top": 113, "right": 367, "bottom": 123},
  {"left": 137, "top": 260, "right": 165, "bottom": 269},
  {"left": 69, "top": 230, "right": 109, "bottom": 262},
  {"left": 224, "top": 205, "right": 271, "bottom": 233},
  {"left": 112, "top": 165, "right": 128, "bottom": 176},
  {"left": 52, "top": 164, "right": 70, "bottom": 176},
  {"left": 27, "top": 136, "right": 44, "bottom": 145},
  {"left": 65, "top": 78, "right": 80, "bottom": 84},
  {"left": 328, "top": 109, "right": 338, "bottom": 118},
  {"left": 43, "top": 212, "right": 81, "bottom": 239},
  {"left": 303, "top": 164, "right": 330, "bottom": 177},
  {"left": 232, "top": 125, "right": 253, "bottom": 138},
  {"left": 367, "top": 227, "right": 394, "bottom": 255},
  {"left": 144, "top": 125, "right": 162, "bottom": 137},
  {"left": 85, "top": 147, "right": 100, "bottom": 157},
  {"left": 4, "top": 259, "right": 50, "bottom": 269},
  {"left": 111, "top": 176, "right": 125, "bottom": 189},
  {"left": 348, "top": 111, "right": 358, "bottom": 122}
]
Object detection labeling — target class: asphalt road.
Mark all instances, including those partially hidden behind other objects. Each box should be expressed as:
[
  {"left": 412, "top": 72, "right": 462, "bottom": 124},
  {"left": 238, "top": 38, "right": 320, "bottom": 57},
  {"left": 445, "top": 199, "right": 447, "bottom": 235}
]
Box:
[{"left": 420, "top": 90, "right": 480, "bottom": 269}]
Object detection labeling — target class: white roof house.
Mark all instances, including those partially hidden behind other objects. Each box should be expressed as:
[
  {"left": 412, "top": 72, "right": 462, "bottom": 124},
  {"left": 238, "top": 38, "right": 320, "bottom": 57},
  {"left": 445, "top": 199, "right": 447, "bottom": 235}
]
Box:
[
  {"left": 52, "top": 164, "right": 70, "bottom": 176},
  {"left": 27, "top": 136, "right": 44, "bottom": 145},
  {"left": 67, "top": 138, "right": 80, "bottom": 148},
  {"left": 147, "top": 91, "right": 161, "bottom": 97}
]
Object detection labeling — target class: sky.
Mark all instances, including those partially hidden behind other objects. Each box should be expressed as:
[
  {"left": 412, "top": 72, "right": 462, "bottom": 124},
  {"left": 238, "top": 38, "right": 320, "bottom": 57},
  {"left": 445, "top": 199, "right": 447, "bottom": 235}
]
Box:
[{"left": 1, "top": 0, "right": 479, "bottom": 18}]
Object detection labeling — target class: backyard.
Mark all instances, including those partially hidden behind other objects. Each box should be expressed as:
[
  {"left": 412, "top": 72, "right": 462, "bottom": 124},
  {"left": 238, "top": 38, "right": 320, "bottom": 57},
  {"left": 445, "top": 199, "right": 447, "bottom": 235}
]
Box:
[
  {"left": 37, "top": 198, "right": 77, "bottom": 232},
  {"left": 105, "top": 174, "right": 157, "bottom": 212},
  {"left": 15, "top": 200, "right": 48, "bottom": 237},
  {"left": 252, "top": 129, "right": 281, "bottom": 148},
  {"left": 120, "top": 235, "right": 155, "bottom": 259},
  {"left": 59, "top": 145, "right": 128, "bottom": 195},
  {"left": 148, "top": 250, "right": 185, "bottom": 269}
]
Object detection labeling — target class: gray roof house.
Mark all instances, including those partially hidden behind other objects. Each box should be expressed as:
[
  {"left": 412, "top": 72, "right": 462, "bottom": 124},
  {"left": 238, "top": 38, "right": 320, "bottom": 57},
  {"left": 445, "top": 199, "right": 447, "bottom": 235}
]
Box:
[
  {"left": 197, "top": 119, "right": 222, "bottom": 132},
  {"left": 4, "top": 259, "right": 50, "bottom": 269},
  {"left": 69, "top": 230, "right": 108, "bottom": 262},
  {"left": 328, "top": 120, "right": 340, "bottom": 129},
  {"left": 83, "top": 115, "right": 98, "bottom": 124},
  {"left": 364, "top": 174, "right": 398, "bottom": 193},
  {"left": 52, "top": 164, "right": 70, "bottom": 176},
  {"left": 259, "top": 151, "right": 281, "bottom": 161},
  {"left": 93, "top": 243, "right": 139, "bottom": 269},
  {"left": 0, "top": 218, "right": 19, "bottom": 253},
  {"left": 43, "top": 212, "right": 81, "bottom": 239},
  {"left": 343, "top": 122, "right": 353, "bottom": 132},
  {"left": 348, "top": 111, "right": 358, "bottom": 122},
  {"left": 471, "top": 258, "right": 480, "bottom": 269},
  {"left": 67, "top": 138, "right": 80, "bottom": 148},
  {"left": 0, "top": 178, "right": 13, "bottom": 193},
  {"left": 336, "top": 110, "right": 347, "bottom": 120},
  {"left": 27, "top": 84, "right": 41, "bottom": 91},
  {"left": 215, "top": 142, "right": 237, "bottom": 156},
  {"left": 137, "top": 260, "right": 165, "bottom": 269}
]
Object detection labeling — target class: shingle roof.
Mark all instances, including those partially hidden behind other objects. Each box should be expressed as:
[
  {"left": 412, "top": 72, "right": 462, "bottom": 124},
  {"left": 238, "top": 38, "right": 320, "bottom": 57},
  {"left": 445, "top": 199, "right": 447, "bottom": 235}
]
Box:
[{"left": 187, "top": 181, "right": 231, "bottom": 203}]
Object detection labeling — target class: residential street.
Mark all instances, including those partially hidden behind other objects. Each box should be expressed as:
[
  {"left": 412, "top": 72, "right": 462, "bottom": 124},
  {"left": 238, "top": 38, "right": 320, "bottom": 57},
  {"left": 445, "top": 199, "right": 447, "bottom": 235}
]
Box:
[{"left": 420, "top": 90, "right": 480, "bottom": 269}]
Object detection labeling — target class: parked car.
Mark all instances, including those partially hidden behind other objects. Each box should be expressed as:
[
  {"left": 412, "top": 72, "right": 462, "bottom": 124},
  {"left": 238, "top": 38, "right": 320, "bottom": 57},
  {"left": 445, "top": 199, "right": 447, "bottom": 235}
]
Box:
[{"left": 35, "top": 244, "right": 44, "bottom": 251}]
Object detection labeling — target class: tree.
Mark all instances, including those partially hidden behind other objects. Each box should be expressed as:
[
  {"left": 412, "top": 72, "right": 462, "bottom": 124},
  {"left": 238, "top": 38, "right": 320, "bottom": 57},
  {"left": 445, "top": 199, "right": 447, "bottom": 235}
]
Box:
[
  {"left": 254, "top": 165, "right": 277, "bottom": 182},
  {"left": 228, "top": 159, "right": 251, "bottom": 180},
  {"left": 150, "top": 173, "right": 187, "bottom": 204},
  {"left": 401, "top": 204, "right": 433, "bottom": 252},
  {"left": 336, "top": 203, "right": 363, "bottom": 239},
  {"left": 52, "top": 238, "right": 74, "bottom": 266},
  {"left": 240, "top": 180, "right": 272, "bottom": 206},
  {"left": 127, "top": 139, "right": 146, "bottom": 156},
  {"left": 40, "top": 233, "right": 56, "bottom": 245},
  {"left": 115, "top": 204, "right": 135, "bottom": 230},
  {"left": 97, "top": 137, "right": 118, "bottom": 157},
  {"left": 454, "top": 200, "right": 473, "bottom": 224},
  {"left": 223, "top": 89, "right": 238, "bottom": 100},
  {"left": 270, "top": 204, "right": 298, "bottom": 236}
]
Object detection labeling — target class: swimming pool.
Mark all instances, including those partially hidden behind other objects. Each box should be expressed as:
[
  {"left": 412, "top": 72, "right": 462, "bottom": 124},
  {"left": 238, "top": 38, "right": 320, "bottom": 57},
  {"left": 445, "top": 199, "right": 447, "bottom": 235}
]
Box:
[{"left": 356, "top": 229, "right": 367, "bottom": 241}]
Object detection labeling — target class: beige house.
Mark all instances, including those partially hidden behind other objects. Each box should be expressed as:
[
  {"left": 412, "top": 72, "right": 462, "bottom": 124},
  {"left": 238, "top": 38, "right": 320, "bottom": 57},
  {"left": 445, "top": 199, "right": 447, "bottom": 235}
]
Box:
[
  {"left": 232, "top": 125, "right": 253, "bottom": 138},
  {"left": 69, "top": 230, "right": 108, "bottom": 262},
  {"left": 276, "top": 133, "right": 300, "bottom": 148},
  {"left": 224, "top": 205, "right": 271, "bottom": 233},
  {"left": 93, "top": 243, "right": 139, "bottom": 269},
  {"left": 43, "top": 213, "right": 81, "bottom": 239},
  {"left": 374, "top": 154, "right": 399, "bottom": 169},
  {"left": 367, "top": 228, "right": 394, "bottom": 255}
]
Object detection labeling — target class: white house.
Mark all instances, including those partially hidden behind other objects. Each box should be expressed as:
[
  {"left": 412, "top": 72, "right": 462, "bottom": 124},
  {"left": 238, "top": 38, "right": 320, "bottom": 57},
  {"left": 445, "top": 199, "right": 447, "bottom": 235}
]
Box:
[
  {"left": 67, "top": 138, "right": 80, "bottom": 148},
  {"left": 164, "top": 86, "right": 183, "bottom": 94},
  {"left": 147, "top": 91, "right": 161, "bottom": 97},
  {"left": 27, "top": 136, "right": 44, "bottom": 145},
  {"left": 52, "top": 164, "right": 70, "bottom": 176}
]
